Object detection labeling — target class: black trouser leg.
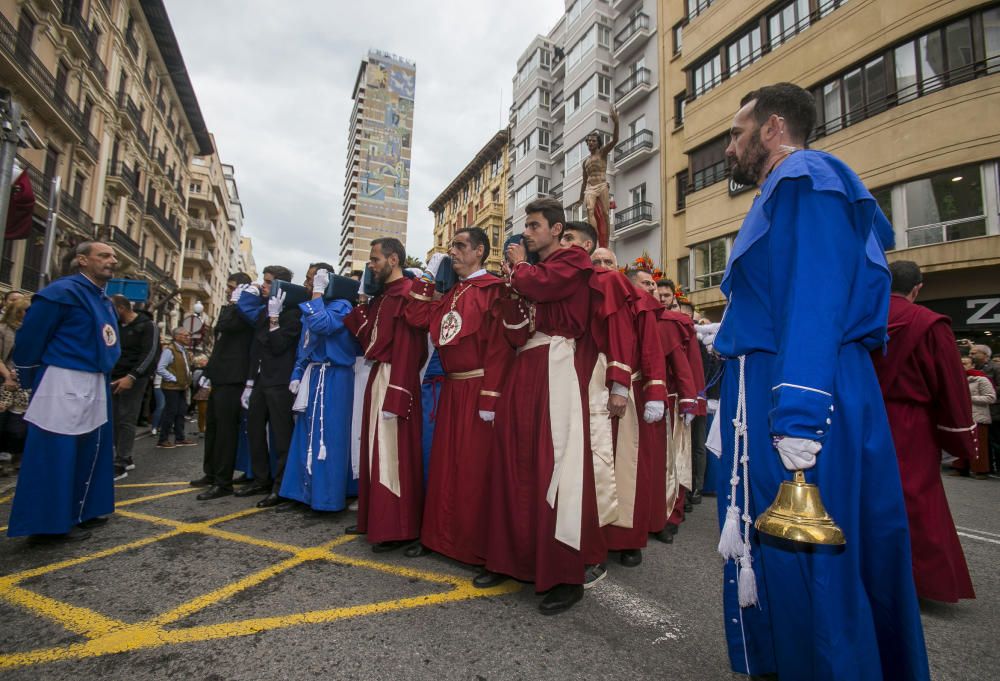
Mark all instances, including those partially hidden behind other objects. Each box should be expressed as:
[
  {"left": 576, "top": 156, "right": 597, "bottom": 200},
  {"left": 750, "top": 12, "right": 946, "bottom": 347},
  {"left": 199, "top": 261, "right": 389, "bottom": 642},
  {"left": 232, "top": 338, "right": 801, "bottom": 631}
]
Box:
[
  {"left": 261, "top": 385, "right": 296, "bottom": 492},
  {"left": 246, "top": 387, "right": 273, "bottom": 486},
  {"left": 159, "top": 390, "right": 186, "bottom": 443},
  {"left": 113, "top": 376, "right": 149, "bottom": 462},
  {"left": 690, "top": 415, "right": 707, "bottom": 494},
  {"left": 206, "top": 385, "right": 242, "bottom": 489}
]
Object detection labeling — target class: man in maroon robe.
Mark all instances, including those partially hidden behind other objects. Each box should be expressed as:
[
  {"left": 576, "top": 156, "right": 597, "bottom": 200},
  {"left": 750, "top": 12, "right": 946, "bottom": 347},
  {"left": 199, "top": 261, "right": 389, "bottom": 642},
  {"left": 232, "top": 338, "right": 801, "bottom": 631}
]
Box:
[
  {"left": 475, "top": 198, "right": 600, "bottom": 616},
  {"left": 871, "top": 260, "right": 977, "bottom": 602},
  {"left": 344, "top": 238, "right": 427, "bottom": 552},
  {"left": 402, "top": 227, "right": 513, "bottom": 564}
]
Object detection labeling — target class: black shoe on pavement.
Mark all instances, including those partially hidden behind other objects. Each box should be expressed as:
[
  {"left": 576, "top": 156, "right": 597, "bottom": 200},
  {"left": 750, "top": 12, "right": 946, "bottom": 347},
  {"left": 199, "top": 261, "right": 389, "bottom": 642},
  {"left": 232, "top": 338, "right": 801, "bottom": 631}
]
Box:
[
  {"left": 344, "top": 525, "right": 365, "bottom": 535},
  {"left": 234, "top": 484, "right": 270, "bottom": 498},
  {"left": 113, "top": 465, "right": 128, "bottom": 481},
  {"left": 472, "top": 570, "right": 508, "bottom": 589},
  {"left": 372, "top": 540, "right": 408, "bottom": 553},
  {"left": 122, "top": 457, "right": 135, "bottom": 471},
  {"left": 189, "top": 475, "right": 212, "bottom": 487},
  {"left": 197, "top": 485, "right": 233, "bottom": 501},
  {"left": 273, "top": 500, "right": 303, "bottom": 513},
  {"left": 77, "top": 516, "right": 109, "bottom": 530},
  {"left": 403, "top": 542, "right": 431, "bottom": 558},
  {"left": 256, "top": 493, "right": 282, "bottom": 508},
  {"left": 28, "top": 527, "right": 92, "bottom": 545},
  {"left": 583, "top": 564, "right": 607, "bottom": 589},
  {"left": 539, "top": 583, "right": 584, "bottom": 615},
  {"left": 620, "top": 549, "right": 643, "bottom": 567},
  {"left": 690, "top": 490, "right": 702, "bottom": 505},
  {"left": 684, "top": 500, "right": 694, "bottom": 513},
  {"left": 653, "top": 528, "right": 675, "bottom": 544}
]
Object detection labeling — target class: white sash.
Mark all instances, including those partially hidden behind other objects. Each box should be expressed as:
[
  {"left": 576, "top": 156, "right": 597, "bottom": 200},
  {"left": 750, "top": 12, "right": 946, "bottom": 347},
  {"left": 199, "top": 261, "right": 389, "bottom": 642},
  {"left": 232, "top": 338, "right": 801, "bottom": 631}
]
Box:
[
  {"left": 367, "top": 362, "right": 401, "bottom": 497},
  {"left": 587, "top": 353, "right": 619, "bottom": 527},
  {"left": 612, "top": 374, "right": 640, "bottom": 529}
]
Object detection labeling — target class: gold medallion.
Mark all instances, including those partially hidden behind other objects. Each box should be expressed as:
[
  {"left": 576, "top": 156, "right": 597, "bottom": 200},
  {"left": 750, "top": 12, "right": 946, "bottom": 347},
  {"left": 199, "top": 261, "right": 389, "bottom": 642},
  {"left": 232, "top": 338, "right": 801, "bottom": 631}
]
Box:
[{"left": 439, "top": 309, "right": 463, "bottom": 346}]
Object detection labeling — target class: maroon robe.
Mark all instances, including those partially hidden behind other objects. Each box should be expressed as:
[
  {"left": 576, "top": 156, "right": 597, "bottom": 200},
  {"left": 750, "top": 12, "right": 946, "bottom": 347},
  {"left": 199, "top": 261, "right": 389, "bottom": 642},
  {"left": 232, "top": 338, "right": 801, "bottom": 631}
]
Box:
[
  {"left": 344, "top": 277, "right": 427, "bottom": 544},
  {"left": 404, "top": 273, "right": 513, "bottom": 564},
  {"left": 666, "top": 314, "right": 707, "bottom": 527},
  {"left": 485, "top": 247, "right": 600, "bottom": 592},
  {"left": 871, "top": 294, "right": 977, "bottom": 602},
  {"left": 604, "top": 287, "right": 667, "bottom": 550},
  {"left": 651, "top": 309, "right": 697, "bottom": 533}
]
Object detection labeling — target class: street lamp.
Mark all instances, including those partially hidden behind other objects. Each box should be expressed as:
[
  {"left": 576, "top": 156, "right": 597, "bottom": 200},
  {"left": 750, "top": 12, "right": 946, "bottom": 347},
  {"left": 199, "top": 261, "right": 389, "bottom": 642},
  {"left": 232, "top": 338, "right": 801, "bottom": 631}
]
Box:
[{"left": 193, "top": 300, "right": 204, "bottom": 316}]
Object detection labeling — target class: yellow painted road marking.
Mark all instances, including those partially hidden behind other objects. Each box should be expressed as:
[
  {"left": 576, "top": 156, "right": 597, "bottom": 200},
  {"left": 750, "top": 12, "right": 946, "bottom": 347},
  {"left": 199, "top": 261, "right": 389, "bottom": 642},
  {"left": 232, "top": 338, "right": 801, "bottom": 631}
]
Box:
[
  {"left": 0, "top": 482, "right": 523, "bottom": 669},
  {"left": 0, "top": 494, "right": 12, "bottom": 504},
  {"left": 114, "top": 482, "right": 192, "bottom": 488},
  {"left": 116, "top": 488, "right": 199, "bottom": 506}
]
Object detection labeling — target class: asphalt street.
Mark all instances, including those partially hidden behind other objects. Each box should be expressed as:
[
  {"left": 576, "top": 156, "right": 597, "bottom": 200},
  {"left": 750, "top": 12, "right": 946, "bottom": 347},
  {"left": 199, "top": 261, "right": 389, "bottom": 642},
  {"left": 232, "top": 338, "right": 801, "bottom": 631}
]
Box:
[{"left": 0, "top": 431, "right": 997, "bottom": 681}]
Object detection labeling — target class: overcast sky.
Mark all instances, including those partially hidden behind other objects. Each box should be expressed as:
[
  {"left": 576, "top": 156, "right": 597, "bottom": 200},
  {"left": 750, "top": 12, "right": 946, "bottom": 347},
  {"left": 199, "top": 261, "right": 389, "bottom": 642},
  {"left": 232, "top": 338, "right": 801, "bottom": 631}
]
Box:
[{"left": 167, "top": 0, "right": 565, "bottom": 280}]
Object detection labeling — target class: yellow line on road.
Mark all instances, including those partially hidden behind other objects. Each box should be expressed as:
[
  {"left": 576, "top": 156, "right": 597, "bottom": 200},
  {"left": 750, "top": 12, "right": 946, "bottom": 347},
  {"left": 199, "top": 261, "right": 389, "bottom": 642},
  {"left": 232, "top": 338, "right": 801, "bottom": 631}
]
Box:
[
  {"left": 116, "top": 488, "right": 199, "bottom": 506},
  {"left": 115, "top": 482, "right": 192, "bottom": 488},
  {"left": 0, "top": 494, "right": 12, "bottom": 504},
  {"left": 1, "top": 585, "right": 127, "bottom": 638}
]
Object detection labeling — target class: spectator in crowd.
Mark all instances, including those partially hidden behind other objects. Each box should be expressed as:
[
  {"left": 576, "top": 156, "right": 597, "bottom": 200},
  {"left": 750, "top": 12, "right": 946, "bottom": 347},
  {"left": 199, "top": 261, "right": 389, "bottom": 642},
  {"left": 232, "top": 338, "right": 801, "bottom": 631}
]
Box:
[
  {"left": 962, "top": 354, "right": 996, "bottom": 480},
  {"left": 970, "top": 344, "right": 1000, "bottom": 472},
  {"left": 190, "top": 353, "right": 210, "bottom": 437},
  {"left": 1, "top": 290, "right": 24, "bottom": 317},
  {"left": 109, "top": 295, "right": 158, "bottom": 478},
  {"left": 155, "top": 328, "right": 195, "bottom": 449},
  {"left": 0, "top": 297, "right": 30, "bottom": 477}
]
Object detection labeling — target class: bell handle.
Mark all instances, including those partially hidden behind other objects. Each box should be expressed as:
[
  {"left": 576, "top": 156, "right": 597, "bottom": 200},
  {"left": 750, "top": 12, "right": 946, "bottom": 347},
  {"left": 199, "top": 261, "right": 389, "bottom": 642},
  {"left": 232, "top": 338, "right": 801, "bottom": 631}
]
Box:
[{"left": 793, "top": 470, "right": 806, "bottom": 484}]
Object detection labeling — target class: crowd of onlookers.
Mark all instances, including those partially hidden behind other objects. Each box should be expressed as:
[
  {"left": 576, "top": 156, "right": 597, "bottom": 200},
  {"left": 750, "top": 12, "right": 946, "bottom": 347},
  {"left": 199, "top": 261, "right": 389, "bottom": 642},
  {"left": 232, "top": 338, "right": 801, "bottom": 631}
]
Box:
[{"left": 956, "top": 340, "right": 999, "bottom": 477}]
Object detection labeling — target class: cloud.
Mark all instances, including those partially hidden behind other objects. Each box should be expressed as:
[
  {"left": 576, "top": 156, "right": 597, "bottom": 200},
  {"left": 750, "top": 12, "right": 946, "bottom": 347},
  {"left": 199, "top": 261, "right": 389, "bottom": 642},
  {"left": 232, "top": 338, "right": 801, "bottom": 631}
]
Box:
[{"left": 166, "top": 0, "right": 563, "bottom": 280}]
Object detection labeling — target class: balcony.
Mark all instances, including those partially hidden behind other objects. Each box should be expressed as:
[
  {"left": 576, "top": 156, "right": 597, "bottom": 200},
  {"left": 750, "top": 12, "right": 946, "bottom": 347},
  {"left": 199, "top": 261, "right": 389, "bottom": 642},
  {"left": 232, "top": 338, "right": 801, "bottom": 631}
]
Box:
[
  {"left": 94, "top": 224, "right": 141, "bottom": 261},
  {"left": 58, "top": 190, "right": 94, "bottom": 235},
  {"left": 106, "top": 161, "right": 138, "bottom": 194},
  {"left": 550, "top": 91, "right": 566, "bottom": 120},
  {"left": 184, "top": 248, "right": 215, "bottom": 270},
  {"left": 613, "top": 13, "right": 651, "bottom": 61},
  {"left": 125, "top": 31, "right": 139, "bottom": 60},
  {"left": 89, "top": 53, "right": 108, "bottom": 89},
  {"left": 145, "top": 204, "right": 179, "bottom": 244},
  {"left": 614, "top": 67, "right": 652, "bottom": 111},
  {"left": 550, "top": 183, "right": 563, "bottom": 200},
  {"left": 187, "top": 218, "right": 217, "bottom": 242},
  {"left": 144, "top": 258, "right": 175, "bottom": 288},
  {"left": 613, "top": 129, "right": 655, "bottom": 171},
  {"left": 78, "top": 130, "right": 100, "bottom": 161},
  {"left": 181, "top": 277, "right": 212, "bottom": 297},
  {"left": 613, "top": 201, "right": 657, "bottom": 238},
  {"left": 17, "top": 156, "right": 53, "bottom": 208},
  {"left": 60, "top": 8, "right": 99, "bottom": 57}
]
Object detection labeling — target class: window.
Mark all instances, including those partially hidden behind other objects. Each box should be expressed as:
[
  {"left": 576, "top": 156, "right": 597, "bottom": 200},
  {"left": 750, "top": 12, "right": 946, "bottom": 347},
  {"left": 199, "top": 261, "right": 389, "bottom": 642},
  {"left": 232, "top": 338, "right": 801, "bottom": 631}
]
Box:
[
  {"left": 514, "top": 178, "right": 534, "bottom": 208},
  {"left": 986, "top": 7, "right": 1000, "bottom": 74},
  {"left": 566, "top": 75, "right": 608, "bottom": 118},
  {"left": 677, "top": 256, "right": 690, "bottom": 291},
  {"left": 630, "top": 183, "right": 647, "bottom": 205},
  {"left": 871, "top": 187, "right": 892, "bottom": 226},
  {"left": 818, "top": 0, "right": 849, "bottom": 18},
  {"left": 566, "top": 139, "right": 590, "bottom": 170},
  {"left": 516, "top": 49, "right": 542, "bottom": 86},
  {"left": 492, "top": 189, "right": 500, "bottom": 203},
  {"left": 686, "top": 0, "right": 715, "bottom": 20},
  {"left": 902, "top": 164, "right": 986, "bottom": 247},
  {"left": 567, "top": 24, "right": 598, "bottom": 70},
  {"left": 628, "top": 115, "right": 646, "bottom": 137},
  {"left": 673, "top": 22, "right": 683, "bottom": 55},
  {"left": 674, "top": 92, "right": 687, "bottom": 127},
  {"left": 491, "top": 155, "right": 503, "bottom": 177},
  {"left": 693, "top": 54, "right": 721, "bottom": 96},
  {"left": 567, "top": 0, "right": 591, "bottom": 25},
  {"left": 768, "top": 0, "right": 810, "bottom": 50},
  {"left": 676, "top": 172, "right": 690, "bottom": 211},
  {"left": 727, "top": 26, "right": 762, "bottom": 76},
  {"left": 691, "top": 236, "right": 729, "bottom": 290},
  {"left": 689, "top": 136, "right": 728, "bottom": 192},
  {"left": 517, "top": 88, "right": 549, "bottom": 118}
]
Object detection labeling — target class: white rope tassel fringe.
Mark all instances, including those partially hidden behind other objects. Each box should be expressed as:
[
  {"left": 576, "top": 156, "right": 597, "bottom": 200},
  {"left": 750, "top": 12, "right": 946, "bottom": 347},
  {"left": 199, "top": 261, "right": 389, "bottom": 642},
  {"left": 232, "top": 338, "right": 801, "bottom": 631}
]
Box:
[{"left": 717, "top": 355, "right": 758, "bottom": 607}]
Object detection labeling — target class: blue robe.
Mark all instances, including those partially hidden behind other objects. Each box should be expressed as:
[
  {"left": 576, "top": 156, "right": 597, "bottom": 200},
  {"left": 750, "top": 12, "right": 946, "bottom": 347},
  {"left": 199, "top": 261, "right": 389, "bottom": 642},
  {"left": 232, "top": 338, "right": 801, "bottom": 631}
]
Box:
[
  {"left": 420, "top": 349, "right": 444, "bottom": 487},
  {"left": 8, "top": 274, "right": 121, "bottom": 537},
  {"left": 279, "top": 298, "right": 360, "bottom": 510},
  {"left": 712, "top": 151, "right": 928, "bottom": 680}
]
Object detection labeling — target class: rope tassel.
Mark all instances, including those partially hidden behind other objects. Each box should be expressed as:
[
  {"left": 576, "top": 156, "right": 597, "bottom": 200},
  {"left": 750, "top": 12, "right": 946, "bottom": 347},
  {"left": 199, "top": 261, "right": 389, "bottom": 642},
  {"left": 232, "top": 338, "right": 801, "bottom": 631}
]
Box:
[
  {"left": 738, "top": 551, "right": 758, "bottom": 607},
  {"left": 719, "top": 505, "right": 744, "bottom": 560}
]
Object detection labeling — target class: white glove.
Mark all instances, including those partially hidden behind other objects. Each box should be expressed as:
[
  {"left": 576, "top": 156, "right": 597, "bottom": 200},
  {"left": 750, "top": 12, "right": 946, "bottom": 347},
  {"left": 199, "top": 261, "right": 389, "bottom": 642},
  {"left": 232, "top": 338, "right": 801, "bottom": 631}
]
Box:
[
  {"left": 382, "top": 411, "right": 397, "bottom": 420},
  {"left": 268, "top": 289, "right": 286, "bottom": 318},
  {"left": 479, "top": 410, "right": 495, "bottom": 422},
  {"left": 643, "top": 400, "right": 664, "bottom": 423},
  {"left": 683, "top": 412, "right": 695, "bottom": 426},
  {"left": 289, "top": 379, "right": 300, "bottom": 395},
  {"left": 425, "top": 253, "right": 447, "bottom": 278},
  {"left": 774, "top": 436, "right": 822, "bottom": 470},
  {"left": 312, "top": 268, "right": 330, "bottom": 294},
  {"left": 610, "top": 382, "right": 629, "bottom": 398},
  {"left": 245, "top": 284, "right": 261, "bottom": 298},
  {"left": 241, "top": 382, "right": 253, "bottom": 409},
  {"left": 230, "top": 284, "right": 247, "bottom": 303}
]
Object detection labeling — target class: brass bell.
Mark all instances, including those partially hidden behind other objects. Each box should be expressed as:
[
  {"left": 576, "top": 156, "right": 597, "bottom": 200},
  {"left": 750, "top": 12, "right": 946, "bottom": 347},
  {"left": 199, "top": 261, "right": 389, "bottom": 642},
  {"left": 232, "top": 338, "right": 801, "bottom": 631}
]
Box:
[{"left": 754, "top": 470, "right": 846, "bottom": 546}]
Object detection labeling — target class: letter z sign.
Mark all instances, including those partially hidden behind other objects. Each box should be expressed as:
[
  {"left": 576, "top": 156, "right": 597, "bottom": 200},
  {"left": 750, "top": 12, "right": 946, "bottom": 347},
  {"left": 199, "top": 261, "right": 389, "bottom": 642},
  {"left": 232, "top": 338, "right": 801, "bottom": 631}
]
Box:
[{"left": 967, "top": 298, "right": 1000, "bottom": 325}]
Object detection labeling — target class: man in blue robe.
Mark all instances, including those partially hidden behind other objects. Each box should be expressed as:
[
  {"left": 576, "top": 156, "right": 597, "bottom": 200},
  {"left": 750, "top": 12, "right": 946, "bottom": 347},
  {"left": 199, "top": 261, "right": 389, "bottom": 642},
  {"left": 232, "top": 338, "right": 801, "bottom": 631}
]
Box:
[
  {"left": 279, "top": 265, "right": 361, "bottom": 512},
  {"left": 712, "top": 83, "right": 928, "bottom": 680},
  {"left": 8, "top": 241, "right": 122, "bottom": 542}
]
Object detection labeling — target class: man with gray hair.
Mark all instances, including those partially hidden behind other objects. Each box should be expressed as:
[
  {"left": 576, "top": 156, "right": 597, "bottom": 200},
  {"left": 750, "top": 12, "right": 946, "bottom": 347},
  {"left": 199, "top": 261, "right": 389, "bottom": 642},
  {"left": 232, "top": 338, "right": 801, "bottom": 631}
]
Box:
[
  {"left": 970, "top": 343, "right": 1000, "bottom": 472},
  {"left": 155, "top": 327, "right": 195, "bottom": 449}
]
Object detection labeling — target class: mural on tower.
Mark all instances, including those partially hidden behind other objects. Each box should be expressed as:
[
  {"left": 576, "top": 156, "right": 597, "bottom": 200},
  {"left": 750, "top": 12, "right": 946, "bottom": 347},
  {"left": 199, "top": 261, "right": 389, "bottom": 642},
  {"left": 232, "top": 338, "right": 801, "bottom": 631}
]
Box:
[{"left": 359, "top": 52, "right": 416, "bottom": 205}]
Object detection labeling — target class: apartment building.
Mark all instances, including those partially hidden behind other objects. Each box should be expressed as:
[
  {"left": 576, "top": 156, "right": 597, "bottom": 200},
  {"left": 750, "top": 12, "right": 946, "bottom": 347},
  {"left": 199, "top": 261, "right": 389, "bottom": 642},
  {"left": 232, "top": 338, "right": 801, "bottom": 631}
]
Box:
[
  {"left": 0, "top": 0, "right": 213, "bottom": 326},
  {"left": 237, "top": 235, "right": 257, "bottom": 283},
  {"left": 181, "top": 141, "right": 237, "bottom": 321},
  {"left": 339, "top": 49, "right": 416, "bottom": 276},
  {"left": 507, "top": 0, "right": 664, "bottom": 265},
  {"left": 663, "top": 0, "right": 999, "bottom": 346},
  {"left": 222, "top": 162, "right": 243, "bottom": 271},
  {"left": 428, "top": 128, "right": 509, "bottom": 273}
]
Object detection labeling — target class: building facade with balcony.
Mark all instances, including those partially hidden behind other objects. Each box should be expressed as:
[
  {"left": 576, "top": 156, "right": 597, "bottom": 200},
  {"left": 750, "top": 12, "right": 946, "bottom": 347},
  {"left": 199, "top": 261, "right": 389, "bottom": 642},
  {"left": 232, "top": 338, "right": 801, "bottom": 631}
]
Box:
[
  {"left": 339, "top": 49, "right": 416, "bottom": 276},
  {"left": 427, "top": 129, "right": 509, "bottom": 274},
  {"left": 506, "top": 0, "right": 663, "bottom": 264},
  {"left": 182, "top": 140, "right": 235, "bottom": 322},
  {"left": 0, "top": 0, "right": 213, "bottom": 329},
  {"left": 238, "top": 235, "right": 257, "bottom": 283},
  {"left": 662, "top": 0, "right": 1000, "bottom": 348},
  {"left": 222, "top": 162, "right": 243, "bottom": 271}
]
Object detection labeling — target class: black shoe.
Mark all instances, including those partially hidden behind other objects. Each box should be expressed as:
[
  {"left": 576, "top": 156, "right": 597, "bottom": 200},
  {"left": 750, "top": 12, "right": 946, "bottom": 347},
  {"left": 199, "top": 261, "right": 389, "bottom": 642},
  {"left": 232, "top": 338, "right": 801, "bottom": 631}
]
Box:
[
  {"left": 234, "top": 484, "right": 270, "bottom": 498},
  {"left": 28, "top": 527, "right": 92, "bottom": 545},
  {"left": 344, "top": 525, "right": 365, "bottom": 535},
  {"left": 403, "top": 542, "right": 431, "bottom": 558},
  {"left": 113, "top": 466, "right": 128, "bottom": 481},
  {"left": 372, "top": 540, "right": 408, "bottom": 553},
  {"left": 620, "top": 549, "right": 642, "bottom": 567},
  {"left": 653, "top": 528, "right": 675, "bottom": 544},
  {"left": 273, "top": 500, "right": 303, "bottom": 513},
  {"left": 539, "top": 583, "right": 584, "bottom": 615},
  {"left": 472, "top": 570, "right": 508, "bottom": 589},
  {"left": 256, "top": 493, "right": 282, "bottom": 508},
  {"left": 77, "top": 516, "right": 109, "bottom": 530},
  {"left": 189, "top": 475, "right": 212, "bottom": 488},
  {"left": 690, "top": 491, "right": 702, "bottom": 505},
  {"left": 122, "top": 457, "right": 136, "bottom": 471},
  {"left": 197, "top": 485, "right": 233, "bottom": 501},
  {"left": 684, "top": 500, "right": 694, "bottom": 513},
  {"left": 232, "top": 473, "right": 250, "bottom": 485}
]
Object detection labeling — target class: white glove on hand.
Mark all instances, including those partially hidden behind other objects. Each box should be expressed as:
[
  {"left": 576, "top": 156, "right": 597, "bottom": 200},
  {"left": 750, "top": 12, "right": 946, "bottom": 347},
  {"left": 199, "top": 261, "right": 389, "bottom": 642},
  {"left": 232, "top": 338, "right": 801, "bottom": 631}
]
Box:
[
  {"left": 610, "top": 382, "right": 629, "bottom": 398},
  {"left": 312, "top": 268, "right": 330, "bottom": 294},
  {"left": 288, "top": 380, "right": 300, "bottom": 395},
  {"left": 643, "top": 400, "right": 665, "bottom": 423},
  {"left": 268, "top": 289, "right": 286, "bottom": 318},
  {"left": 240, "top": 383, "right": 253, "bottom": 409},
  {"left": 245, "top": 284, "right": 261, "bottom": 298},
  {"left": 381, "top": 411, "right": 397, "bottom": 420},
  {"left": 774, "top": 437, "right": 822, "bottom": 470},
  {"left": 425, "top": 253, "right": 447, "bottom": 278},
  {"left": 479, "top": 410, "right": 495, "bottom": 422},
  {"left": 683, "top": 412, "right": 695, "bottom": 426},
  {"left": 230, "top": 284, "right": 247, "bottom": 303}
]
